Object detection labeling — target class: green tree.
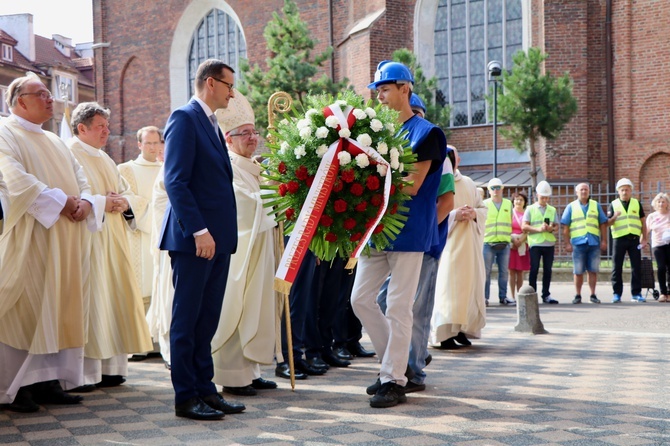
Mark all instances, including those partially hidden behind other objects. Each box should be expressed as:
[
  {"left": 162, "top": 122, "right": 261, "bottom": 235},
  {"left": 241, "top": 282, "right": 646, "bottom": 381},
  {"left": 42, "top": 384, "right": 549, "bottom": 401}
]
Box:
[
  {"left": 391, "top": 48, "right": 451, "bottom": 133},
  {"left": 238, "top": 0, "right": 349, "bottom": 134},
  {"left": 490, "top": 47, "right": 577, "bottom": 188}
]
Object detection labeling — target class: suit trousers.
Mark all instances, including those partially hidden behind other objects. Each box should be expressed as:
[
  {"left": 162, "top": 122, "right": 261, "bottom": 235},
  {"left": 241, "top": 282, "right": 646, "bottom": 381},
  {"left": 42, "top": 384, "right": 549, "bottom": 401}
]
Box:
[
  {"left": 169, "top": 251, "right": 230, "bottom": 405},
  {"left": 351, "top": 250, "right": 423, "bottom": 386}
]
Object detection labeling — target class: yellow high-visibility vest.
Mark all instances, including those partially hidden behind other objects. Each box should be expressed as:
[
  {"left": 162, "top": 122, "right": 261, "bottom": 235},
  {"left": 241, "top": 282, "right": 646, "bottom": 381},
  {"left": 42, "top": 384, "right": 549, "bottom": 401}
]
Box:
[
  {"left": 484, "top": 198, "right": 512, "bottom": 243},
  {"left": 610, "top": 198, "right": 642, "bottom": 238},
  {"left": 569, "top": 200, "right": 600, "bottom": 239},
  {"left": 527, "top": 204, "right": 557, "bottom": 246}
]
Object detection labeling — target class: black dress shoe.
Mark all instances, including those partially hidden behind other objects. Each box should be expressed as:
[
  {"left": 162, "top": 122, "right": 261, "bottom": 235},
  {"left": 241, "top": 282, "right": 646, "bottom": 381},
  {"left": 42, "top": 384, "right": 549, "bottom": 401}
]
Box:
[
  {"left": 31, "top": 380, "right": 83, "bottom": 405},
  {"left": 333, "top": 346, "right": 354, "bottom": 361},
  {"left": 306, "top": 356, "right": 329, "bottom": 370},
  {"left": 97, "top": 375, "right": 126, "bottom": 388},
  {"left": 67, "top": 384, "right": 97, "bottom": 393},
  {"left": 128, "top": 354, "right": 148, "bottom": 362},
  {"left": 175, "top": 397, "right": 224, "bottom": 420},
  {"left": 294, "top": 358, "right": 327, "bottom": 375},
  {"left": 322, "top": 353, "right": 350, "bottom": 368},
  {"left": 275, "top": 363, "right": 307, "bottom": 380},
  {"left": 425, "top": 354, "right": 432, "bottom": 366},
  {"left": 202, "top": 393, "right": 245, "bottom": 414},
  {"left": 1, "top": 387, "right": 39, "bottom": 413},
  {"left": 436, "top": 338, "right": 460, "bottom": 350},
  {"left": 454, "top": 332, "right": 472, "bottom": 346},
  {"left": 347, "top": 342, "right": 375, "bottom": 358},
  {"left": 251, "top": 378, "right": 277, "bottom": 390},
  {"left": 223, "top": 385, "right": 257, "bottom": 396}
]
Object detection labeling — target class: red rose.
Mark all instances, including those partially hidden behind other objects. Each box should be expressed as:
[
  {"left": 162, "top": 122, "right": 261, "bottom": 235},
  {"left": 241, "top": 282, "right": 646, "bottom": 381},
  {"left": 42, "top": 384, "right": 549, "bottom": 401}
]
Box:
[
  {"left": 341, "top": 169, "right": 355, "bottom": 183},
  {"left": 278, "top": 162, "right": 287, "bottom": 174},
  {"left": 287, "top": 181, "right": 300, "bottom": 194},
  {"left": 306, "top": 175, "right": 315, "bottom": 187},
  {"left": 366, "top": 175, "right": 380, "bottom": 191},
  {"left": 334, "top": 199, "right": 347, "bottom": 213},
  {"left": 295, "top": 165, "right": 309, "bottom": 181},
  {"left": 332, "top": 179, "right": 343, "bottom": 192},
  {"left": 285, "top": 208, "right": 295, "bottom": 220},
  {"left": 343, "top": 218, "right": 357, "bottom": 230},
  {"left": 390, "top": 184, "right": 396, "bottom": 195},
  {"left": 365, "top": 219, "right": 375, "bottom": 228},
  {"left": 390, "top": 202, "right": 398, "bottom": 215},
  {"left": 350, "top": 232, "right": 363, "bottom": 242},
  {"left": 320, "top": 215, "right": 334, "bottom": 227},
  {"left": 278, "top": 183, "right": 288, "bottom": 197},
  {"left": 370, "top": 194, "right": 383, "bottom": 207},
  {"left": 325, "top": 232, "right": 338, "bottom": 242},
  {"left": 355, "top": 201, "right": 367, "bottom": 212},
  {"left": 373, "top": 224, "right": 384, "bottom": 234},
  {"left": 350, "top": 183, "right": 364, "bottom": 196}
]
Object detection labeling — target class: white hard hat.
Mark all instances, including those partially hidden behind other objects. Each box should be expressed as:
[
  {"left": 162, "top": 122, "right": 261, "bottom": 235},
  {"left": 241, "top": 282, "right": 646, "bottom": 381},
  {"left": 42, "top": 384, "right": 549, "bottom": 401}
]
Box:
[
  {"left": 536, "top": 180, "right": 552, "bottom": 197},
  {"left": 488, "top": 178, "right": 503, "bottom": 189},
  {"left": 616, "top": 178, "right": 633, "bottom": 190}
]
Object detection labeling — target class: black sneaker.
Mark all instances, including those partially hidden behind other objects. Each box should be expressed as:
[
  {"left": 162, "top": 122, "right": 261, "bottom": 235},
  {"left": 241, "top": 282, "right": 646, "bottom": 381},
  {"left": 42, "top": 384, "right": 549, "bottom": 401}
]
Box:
[
  {"left": 590, "top": 294, "right": 601, "bottom": 304},
  {"left": 370, "top": 381, "right": 407, "bottom": 408},
  {"left": 404, "top": 381, "right": 426, "bottom": 393},
  {"left": 366, "top": 378, "right": 381, "bottom": 395},
  {"left": 572, "top": 295, "right": 582, "bottom": 304}
]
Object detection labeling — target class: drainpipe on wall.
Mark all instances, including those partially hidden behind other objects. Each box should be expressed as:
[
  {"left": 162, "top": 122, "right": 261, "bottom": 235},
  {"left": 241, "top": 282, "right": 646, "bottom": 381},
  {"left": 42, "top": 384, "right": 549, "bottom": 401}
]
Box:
[{"left": 605, "top": 0, "right": 615, "bottom": 188}]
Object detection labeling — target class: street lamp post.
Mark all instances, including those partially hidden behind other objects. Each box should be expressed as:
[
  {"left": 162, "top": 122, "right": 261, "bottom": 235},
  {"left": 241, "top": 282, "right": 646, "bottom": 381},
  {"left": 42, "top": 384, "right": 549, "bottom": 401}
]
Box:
[{"left": 487, "top": 60, "right": 502, "bottom": 179}]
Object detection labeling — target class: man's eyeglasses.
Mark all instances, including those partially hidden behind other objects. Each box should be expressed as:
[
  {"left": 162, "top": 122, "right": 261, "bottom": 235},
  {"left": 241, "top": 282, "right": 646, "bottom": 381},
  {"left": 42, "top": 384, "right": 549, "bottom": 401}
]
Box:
[
  {"left": 229, "top": 130, "right": 260, "bottom": 138},
  {"left": 211, "top": 77, "right": 234, "bottom": 91},
  {"left": 489, "top": 186, "right": 502, "bottom": 191},
  {"left": 20, "top": 91, "right": 53, "bottom": 101}
]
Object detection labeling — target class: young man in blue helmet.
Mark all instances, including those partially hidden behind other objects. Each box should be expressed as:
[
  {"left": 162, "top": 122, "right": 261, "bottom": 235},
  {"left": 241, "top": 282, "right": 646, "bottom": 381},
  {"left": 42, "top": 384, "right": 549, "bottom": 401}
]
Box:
[{"left": 350, "top": 61, "right": 446, "bottom": 408}]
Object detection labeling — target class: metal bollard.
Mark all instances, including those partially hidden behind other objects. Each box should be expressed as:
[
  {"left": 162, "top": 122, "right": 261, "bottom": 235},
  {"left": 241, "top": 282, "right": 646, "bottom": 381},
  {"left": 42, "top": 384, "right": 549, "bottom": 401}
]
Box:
[{"left": 515, "top": 285, "right": 548, "bottom": 334}]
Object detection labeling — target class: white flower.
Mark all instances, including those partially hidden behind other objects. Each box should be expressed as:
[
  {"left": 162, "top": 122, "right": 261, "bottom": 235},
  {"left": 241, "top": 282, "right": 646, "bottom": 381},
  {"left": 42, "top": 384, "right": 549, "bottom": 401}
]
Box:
[
  {"left": 399, "top": 163, "right": 404, "bottom": 173},
  {"left": 299, "top": 126, "right": 312, "bottom": 139},
  {"left": 294, "top": 145, "right": 307, "bottom": 159},
  {"left": 370, "top": 119, "right": 383, "bottom": 132},
  {"left": 389, "top": 148, "right": 400, "bottom": 162},
  {"left": 376, "top": 164, "right": 388, "bottom": 176},
  {"left": 385, "top": 122, "right": 395, "bottom": 132},
  {"left": 391, "top": 159, "right": 400, "bottom": 170},
  {"left": 338, "top": 151, "right": 351, "bottom": 165},
  {"left": 316, "top": 144, "right": 328, "bottom": 158},
  {"left": 377, "top": 142, "right": 388, "bottom": 155},
  {"left": 365, "top": 107, "right": 377, "bottom": 118},
  {"left": 305, "top": 109, "right": 318, "bottom": 119},
  {"left": 356, "top": 133, "right": 372, "bottom": 147},
  {"left": 325, "top": 115, "right": 340, "bottom": 128},
  {"left": 352, "top": 108, "right": 367, "bottom": 120},
  {"left": 335, "top": 99, "right": 347, "bottom": 107},
  {"left": 355, "top": 153, "right": 370, "bottom": 168},
  {"left": 297, "top": 118, "right": 311, "bottom": 130},
  {"left": 315, "top": 126, "right": 329, "bottom": 138},
  {"left": 338, "top": 128, "right": 351, "bottom": 138},
  {"left": 279, "top": 141, "right": 290, "bottom": 155}
]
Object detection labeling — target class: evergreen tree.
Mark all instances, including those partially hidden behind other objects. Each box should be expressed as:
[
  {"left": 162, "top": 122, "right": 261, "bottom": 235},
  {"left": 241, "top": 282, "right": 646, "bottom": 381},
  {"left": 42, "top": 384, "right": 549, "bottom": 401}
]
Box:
[
  {"left": 392, "top": 48, "right": 451, "bottom": 133},
  {"left": 238, "top": 0, "right": 349, "bottom": 134},
  {"left": 490, "top": 47, "right": 577, "bottom": 188}
]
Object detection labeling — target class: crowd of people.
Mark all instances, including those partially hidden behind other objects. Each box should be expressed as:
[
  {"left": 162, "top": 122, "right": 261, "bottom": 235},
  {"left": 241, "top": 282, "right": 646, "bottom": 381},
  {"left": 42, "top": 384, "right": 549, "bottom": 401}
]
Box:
[{"left": 0, "top": 59, "right": 668, "bottom": 420}]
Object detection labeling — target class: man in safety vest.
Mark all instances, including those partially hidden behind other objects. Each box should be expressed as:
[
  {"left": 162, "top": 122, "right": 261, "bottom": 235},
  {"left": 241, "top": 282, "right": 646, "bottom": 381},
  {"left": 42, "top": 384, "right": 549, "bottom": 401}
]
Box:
[
  {"left": 483, "top": 178, "right": 515, "bottom": 306},
  {"left": 607, "top": 178, "right": 647, "bottom": 303},
  {"left": 560, "top": 183, "right": 611, "bottom": 304},
  {"left": 522, "top": 181, "right": 559, "bottom": 304}
]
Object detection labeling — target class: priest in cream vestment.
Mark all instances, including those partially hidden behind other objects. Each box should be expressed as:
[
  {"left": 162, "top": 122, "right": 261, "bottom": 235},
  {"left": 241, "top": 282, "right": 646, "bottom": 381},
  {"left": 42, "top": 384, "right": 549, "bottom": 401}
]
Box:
[
  {"left": 430, "top": 147, "right": 487, "bottom": 345},
  {"left": 68, "top": 102, "right": 152, "bottom": 388},
  {"left": 0, "top": 74, "right": 101, "bottom": 411},
  {"left": 118, "top": 126, "right": 163, "bottom": 308},
  {"left": 211, "top": 93, "right": 278, "bottom": 396}
]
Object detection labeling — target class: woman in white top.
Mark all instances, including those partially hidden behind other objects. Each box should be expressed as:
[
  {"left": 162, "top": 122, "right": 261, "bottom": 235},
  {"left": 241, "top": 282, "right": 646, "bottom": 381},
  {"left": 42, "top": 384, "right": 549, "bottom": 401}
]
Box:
[{"left": 645, "top": 192, "right": 670, "bottom": 302}]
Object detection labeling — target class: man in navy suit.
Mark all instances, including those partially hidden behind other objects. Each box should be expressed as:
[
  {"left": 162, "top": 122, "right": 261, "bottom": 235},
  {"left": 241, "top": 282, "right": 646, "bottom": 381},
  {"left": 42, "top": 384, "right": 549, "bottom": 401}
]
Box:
[{"left": 160, "top": 59, "right": 244, "bottom": 420}]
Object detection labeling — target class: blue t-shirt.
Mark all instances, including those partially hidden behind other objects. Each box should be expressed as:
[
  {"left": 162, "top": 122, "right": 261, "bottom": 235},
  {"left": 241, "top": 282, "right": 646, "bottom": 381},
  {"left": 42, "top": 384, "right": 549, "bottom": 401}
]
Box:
[
  {"left": 386, "top": 115, "right": 446, "bottom": 252},
  {"left": 560, "top": 200, "right": 607, "bottom": 246}
]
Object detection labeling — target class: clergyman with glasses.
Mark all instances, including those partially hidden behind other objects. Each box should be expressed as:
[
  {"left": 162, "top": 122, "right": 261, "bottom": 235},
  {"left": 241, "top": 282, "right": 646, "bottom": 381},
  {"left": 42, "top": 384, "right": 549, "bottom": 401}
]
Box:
[{"left": 0, "top": 72, "right": 101, "bottom": 412}]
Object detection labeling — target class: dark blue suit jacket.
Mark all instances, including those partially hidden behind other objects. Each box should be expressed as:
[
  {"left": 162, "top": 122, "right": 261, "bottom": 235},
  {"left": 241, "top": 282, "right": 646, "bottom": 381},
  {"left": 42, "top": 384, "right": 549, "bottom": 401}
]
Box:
[{"left": 159, "top": 99, "right": 237, "bottom": 255}]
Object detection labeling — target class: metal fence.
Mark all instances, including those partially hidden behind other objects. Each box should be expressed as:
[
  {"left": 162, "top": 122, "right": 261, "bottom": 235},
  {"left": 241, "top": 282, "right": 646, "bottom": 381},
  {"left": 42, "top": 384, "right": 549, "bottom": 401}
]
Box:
[{"left": 503, "top": 182, "right": 667, "bottom": 263}]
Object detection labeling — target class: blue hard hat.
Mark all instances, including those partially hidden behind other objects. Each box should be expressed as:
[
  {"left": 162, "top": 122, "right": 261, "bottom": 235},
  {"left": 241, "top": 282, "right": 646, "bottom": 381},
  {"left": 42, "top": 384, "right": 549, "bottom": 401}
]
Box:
[
  {"left": 410, "top": 93, "right": 426, "bottom": 113},
  {"left": 367, "top": 60, "right": 414, "bottom": 90}
]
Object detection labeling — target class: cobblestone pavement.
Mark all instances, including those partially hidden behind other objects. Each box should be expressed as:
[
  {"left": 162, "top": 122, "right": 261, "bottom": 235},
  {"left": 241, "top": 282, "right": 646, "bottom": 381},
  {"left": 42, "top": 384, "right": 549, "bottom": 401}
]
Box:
[{"left": 1, "top": 282, "right": 668, "bottom": 445}]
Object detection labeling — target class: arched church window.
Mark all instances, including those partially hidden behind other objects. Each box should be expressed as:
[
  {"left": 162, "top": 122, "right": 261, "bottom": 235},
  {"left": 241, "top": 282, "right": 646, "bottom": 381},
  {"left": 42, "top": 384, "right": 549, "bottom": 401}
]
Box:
[
  {"left": 434, "top": 0, "right": 522, "bottom": 127},
  {"left": 187, "top": 9, "right": 247, "bottom": 96}
]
